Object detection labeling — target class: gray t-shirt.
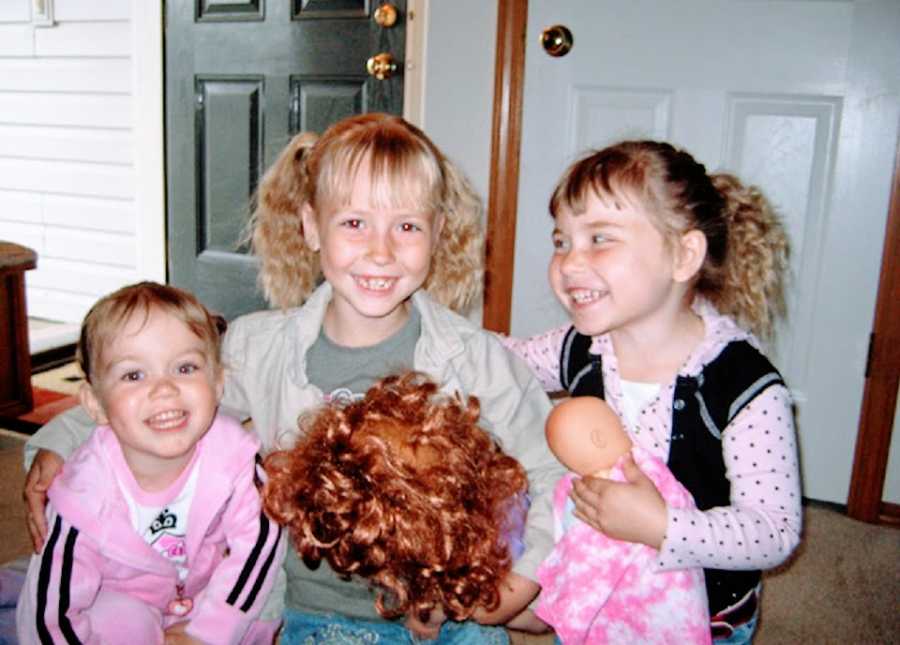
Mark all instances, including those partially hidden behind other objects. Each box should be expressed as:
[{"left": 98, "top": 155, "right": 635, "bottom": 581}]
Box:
[{"left": 286, "top": 306, "right": 420, "bottom": 620}]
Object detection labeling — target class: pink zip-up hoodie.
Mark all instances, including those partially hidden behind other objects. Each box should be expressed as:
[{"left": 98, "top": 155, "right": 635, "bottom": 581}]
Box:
[{"left": 16, "top": 413, "right": 285, "bottom": 644}]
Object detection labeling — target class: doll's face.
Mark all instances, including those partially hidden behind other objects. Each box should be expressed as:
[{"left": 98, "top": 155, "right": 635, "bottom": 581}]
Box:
[{"left": 545, "top": 397, "right": 631, "bottom": 476}]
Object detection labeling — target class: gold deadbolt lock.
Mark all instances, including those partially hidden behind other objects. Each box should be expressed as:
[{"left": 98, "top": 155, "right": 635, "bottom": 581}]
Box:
[
  {"left": 541, "top": 24, "right": 573, "bottom": 57},
  {"left": 366, "top": 52, "right": 398, "bottom": 80},
  {"left": 373, "top": 3, "right": 399, "bottom": 28}
]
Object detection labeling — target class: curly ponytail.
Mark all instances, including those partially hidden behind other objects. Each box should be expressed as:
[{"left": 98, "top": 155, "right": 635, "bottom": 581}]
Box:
[
  {"left": 708, "top": 173, "right": 788, "bottom": 338},
  {"left": 247, "top": 132, "right": 321, "bottom": 309}
]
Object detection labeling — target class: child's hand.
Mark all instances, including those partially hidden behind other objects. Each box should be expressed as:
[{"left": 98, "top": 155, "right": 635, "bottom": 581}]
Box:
[
  {"left": 506, "top": 608, "right": 551, "bottom": 633},
  {"left": 405, "top": 606, "right": 445, "bottom": 642},
  {"left": 570, "top": 453, "right": 667, "bottom": 549},
  {"left": 473, "top": 571, "right": 539, "bottom": 625},
  {"left": 23, "top": 449, "right": 64, "bottom": 552},
  {"left": 163, "top": 621, "right": 203, "bottom": 645}
]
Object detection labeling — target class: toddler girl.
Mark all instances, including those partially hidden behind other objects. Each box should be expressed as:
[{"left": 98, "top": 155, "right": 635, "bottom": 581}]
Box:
[
  {"left": 17, "top": 282, "right": 284, "bottom": 644},
  {"left": 503, "top": 140, "right": 802, "bottom": 644},
  {"left": 23, "top": 114, "right": 563, "bottom": 644}
]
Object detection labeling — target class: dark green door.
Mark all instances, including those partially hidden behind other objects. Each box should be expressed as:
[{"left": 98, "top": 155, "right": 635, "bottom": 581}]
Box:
[{"left": 166, "top": 0, "right": 406, "bottom": 320}]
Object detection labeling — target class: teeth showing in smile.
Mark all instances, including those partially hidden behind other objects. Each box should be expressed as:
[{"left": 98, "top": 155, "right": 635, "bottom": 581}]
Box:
[
  {"left": 146, "top": 410, "right": 187, "bottom": 429},
  {"left": 356, "top": 276, "right": 394, "bottom": 291},
  {"left": 569, "top": 289, "right": 603, "bottom": 304}
]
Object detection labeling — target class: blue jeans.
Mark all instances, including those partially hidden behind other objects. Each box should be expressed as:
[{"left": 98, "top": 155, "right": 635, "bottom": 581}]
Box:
[
  {"left": 712, "top": 584, "right": 761, "bottom": 645},
  {"left": 712, "top": 612, "right": 758, "bottom": 645},
  {"left": 281, "top": 609, "right": 509, "bottom": 645}
]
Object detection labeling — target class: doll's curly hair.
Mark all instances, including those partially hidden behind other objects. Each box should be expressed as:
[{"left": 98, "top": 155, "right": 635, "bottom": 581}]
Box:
[{"left": 263, "top": 372, "right": 528, "bottom": 623}]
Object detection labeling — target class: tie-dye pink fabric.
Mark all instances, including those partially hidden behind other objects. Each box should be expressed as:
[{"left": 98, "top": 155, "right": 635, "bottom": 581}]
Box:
[{"left": 536, "top": 447, "right": 711, "bottom": 644}]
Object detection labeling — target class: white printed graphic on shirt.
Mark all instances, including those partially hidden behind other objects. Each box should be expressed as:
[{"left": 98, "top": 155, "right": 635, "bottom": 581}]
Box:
[{"left": 121, "top": 465, "right": 200, "bottom": 581}]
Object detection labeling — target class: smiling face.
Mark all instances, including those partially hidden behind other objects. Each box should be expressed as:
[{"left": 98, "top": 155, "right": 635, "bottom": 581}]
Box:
[
  {"left": 81, "top": 307, "right": 223, "bottom": 487},
  {"left": 548, "top": 190, "right": 688, "bottom": 339},
  {"left": 302, "top": 162, "right": 443, "bottom": 347}
]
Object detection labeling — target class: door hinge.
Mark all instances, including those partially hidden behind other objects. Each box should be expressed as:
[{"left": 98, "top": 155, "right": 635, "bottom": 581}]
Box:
[{"left": 865, "top": 332, "right": 875, "bottom": 377}]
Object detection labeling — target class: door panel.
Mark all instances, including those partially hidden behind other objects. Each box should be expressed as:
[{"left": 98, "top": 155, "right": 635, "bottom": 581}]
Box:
[
  {"left": 512, "top": 0, "right": 900, "bottom": 503},
  {"left": 166, "top": 0, "right": 406, "bottom": 320}
]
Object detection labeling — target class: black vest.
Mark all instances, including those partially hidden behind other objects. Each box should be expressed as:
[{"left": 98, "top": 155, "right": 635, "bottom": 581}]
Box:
[{"left": 559, "top": 327, "right": 785, "bottom": 615}]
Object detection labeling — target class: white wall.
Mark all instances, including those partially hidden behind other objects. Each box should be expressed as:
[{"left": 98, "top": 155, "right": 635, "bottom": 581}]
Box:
[
  {"left": 0, "top": 0, "right": 163, "bottom": 324},
  {"left": 421, "top": 1, "right": 497, "bottom": 207},
  {"left": 421, "top": 0, "right": 497, "bottom": 323}
]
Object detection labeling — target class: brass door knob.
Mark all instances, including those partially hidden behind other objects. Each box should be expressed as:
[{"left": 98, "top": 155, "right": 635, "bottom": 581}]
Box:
[
  {"left": 373, "top": 3, "right": 398, "bottom": 28},
  {"left": 541, "top": 24, "right": 573, "bottom": 57},
  {"left": 366, "top": 52, "right": 397, "bottom": 80}
]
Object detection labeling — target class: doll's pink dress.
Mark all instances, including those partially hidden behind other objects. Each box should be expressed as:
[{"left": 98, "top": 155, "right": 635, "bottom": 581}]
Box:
[{"left": 536, "top": 446, "right": 711, "bottom": 644}]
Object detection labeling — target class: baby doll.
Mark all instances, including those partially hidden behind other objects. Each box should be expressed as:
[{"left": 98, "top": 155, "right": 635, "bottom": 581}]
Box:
[
  {"left": 536, "top": 397, "right": 711, "bottom": 644},
  {"left": 263, "top": 372, "right": 529, "bottom": 633}
]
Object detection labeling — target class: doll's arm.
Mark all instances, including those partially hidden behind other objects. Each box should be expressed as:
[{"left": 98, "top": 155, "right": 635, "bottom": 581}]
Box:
[{"left": 656, "top": 384, "right": 802, "bottom": 571}]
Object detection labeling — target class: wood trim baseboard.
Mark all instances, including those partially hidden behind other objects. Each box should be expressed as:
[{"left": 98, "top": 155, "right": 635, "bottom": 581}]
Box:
[
  {"left": 878, "top": 502, "right": 900, "bottom": 527},
  {"left": 847, "top": 132, "right": 900, "bottom": 524},
  {"left": 483, "top": 0, "right": 527, "bottom": 333}
]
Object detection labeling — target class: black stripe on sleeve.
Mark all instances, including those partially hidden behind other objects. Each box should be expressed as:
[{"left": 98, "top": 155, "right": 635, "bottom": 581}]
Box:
[
  {"left": 240, "top": 522, "right": 282, "bottom": 612},
  {"left": 36, "top": 516, "right": 63, "bottom": 644},
  {"left": 58, "top": 526, "right": 82, "bottom": 644},
  {"left": 226, "top": 513, "right": 269, "bottom": 605}
]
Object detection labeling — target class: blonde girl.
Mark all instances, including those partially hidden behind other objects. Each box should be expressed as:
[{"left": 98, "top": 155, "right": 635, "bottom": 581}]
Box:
[
  {"left": 23, "top": 113, "right": 563, "bottom": 644},
  {"left": 503, "top": 140, "right": 802, "bottom": 644}
]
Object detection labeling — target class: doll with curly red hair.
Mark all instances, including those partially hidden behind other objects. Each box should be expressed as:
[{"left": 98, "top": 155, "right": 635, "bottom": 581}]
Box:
[{"left": 263, "top": 372, "right": 528, "bottom": 641}]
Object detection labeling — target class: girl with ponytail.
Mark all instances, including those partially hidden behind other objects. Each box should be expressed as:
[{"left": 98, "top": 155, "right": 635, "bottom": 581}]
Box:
[{"left": 503, "top": 140, "right": 801, "bottom": 644}]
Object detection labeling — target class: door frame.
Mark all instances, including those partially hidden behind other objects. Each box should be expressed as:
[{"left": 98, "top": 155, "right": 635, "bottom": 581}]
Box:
[
  {"left": 133, "top": 0, "right": 166, "bottom": 282},
  {"left": 847, "top": 133, "right": 900, "bottom": 524},
  {"left": 483, "top": 0, "right": 900, "bottom": 518}
]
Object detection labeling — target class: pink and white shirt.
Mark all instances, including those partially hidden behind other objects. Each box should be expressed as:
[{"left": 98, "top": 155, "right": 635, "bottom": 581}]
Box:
[{"left": 502, "top": 300, "right": 802, "bottom": 574}]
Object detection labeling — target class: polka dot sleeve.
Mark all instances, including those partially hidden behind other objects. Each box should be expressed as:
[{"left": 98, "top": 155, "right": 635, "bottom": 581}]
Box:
[
  {"left": 655, "top": 384, "right": 802, "bottom": 572},
  {"left": 498, "top": 326, "right": 569, "bottom": 393}
]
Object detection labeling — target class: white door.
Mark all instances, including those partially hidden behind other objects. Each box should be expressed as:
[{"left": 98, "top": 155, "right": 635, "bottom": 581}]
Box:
[{"left": 510, "top": 0, "right": 900, "bottom": 504}]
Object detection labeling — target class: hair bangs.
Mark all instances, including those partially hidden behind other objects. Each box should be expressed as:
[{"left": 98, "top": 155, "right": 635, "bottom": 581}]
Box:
[
  {"left": 79, "top": 282, "right": 222, "bottom": 383},
  {"left": 314, "top": 124, "right": 443, "bottom": 216}
]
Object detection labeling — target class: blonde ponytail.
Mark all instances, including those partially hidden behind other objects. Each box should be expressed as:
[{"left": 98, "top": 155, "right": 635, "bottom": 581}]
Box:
[
  {"left": 709, "top": 174, "right": 789, "bottom": 338},
  {"left": 247, "top": 132, "right": 321, "bottom": 309},
  {"left": 424, "top": 159, "right": 484, "bottom": 313}
]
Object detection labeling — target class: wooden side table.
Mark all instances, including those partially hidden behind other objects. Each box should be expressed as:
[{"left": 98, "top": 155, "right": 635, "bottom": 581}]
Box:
[{"left": 0, "top": 241, "right": 37, "bottom": 417}]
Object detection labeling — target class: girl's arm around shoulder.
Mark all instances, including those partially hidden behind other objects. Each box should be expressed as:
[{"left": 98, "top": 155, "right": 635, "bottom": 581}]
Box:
[
  {"left": 24, "top": 405, "right": 96, "bottom": 470},
  {"left": 657, "top": 383, "right": 802, "bottom": 572},
  {"left": 456, "top": 330, "right": 566, "bottom": 587},
  {"left": 17, "top": 508, "right": 104, "bottom": 644},
  {"left": 496, "top": 325, "right": 570, "bottom": 393},
  {"left": 185, "top": 442, "right": 287, "bottom": 644}
]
